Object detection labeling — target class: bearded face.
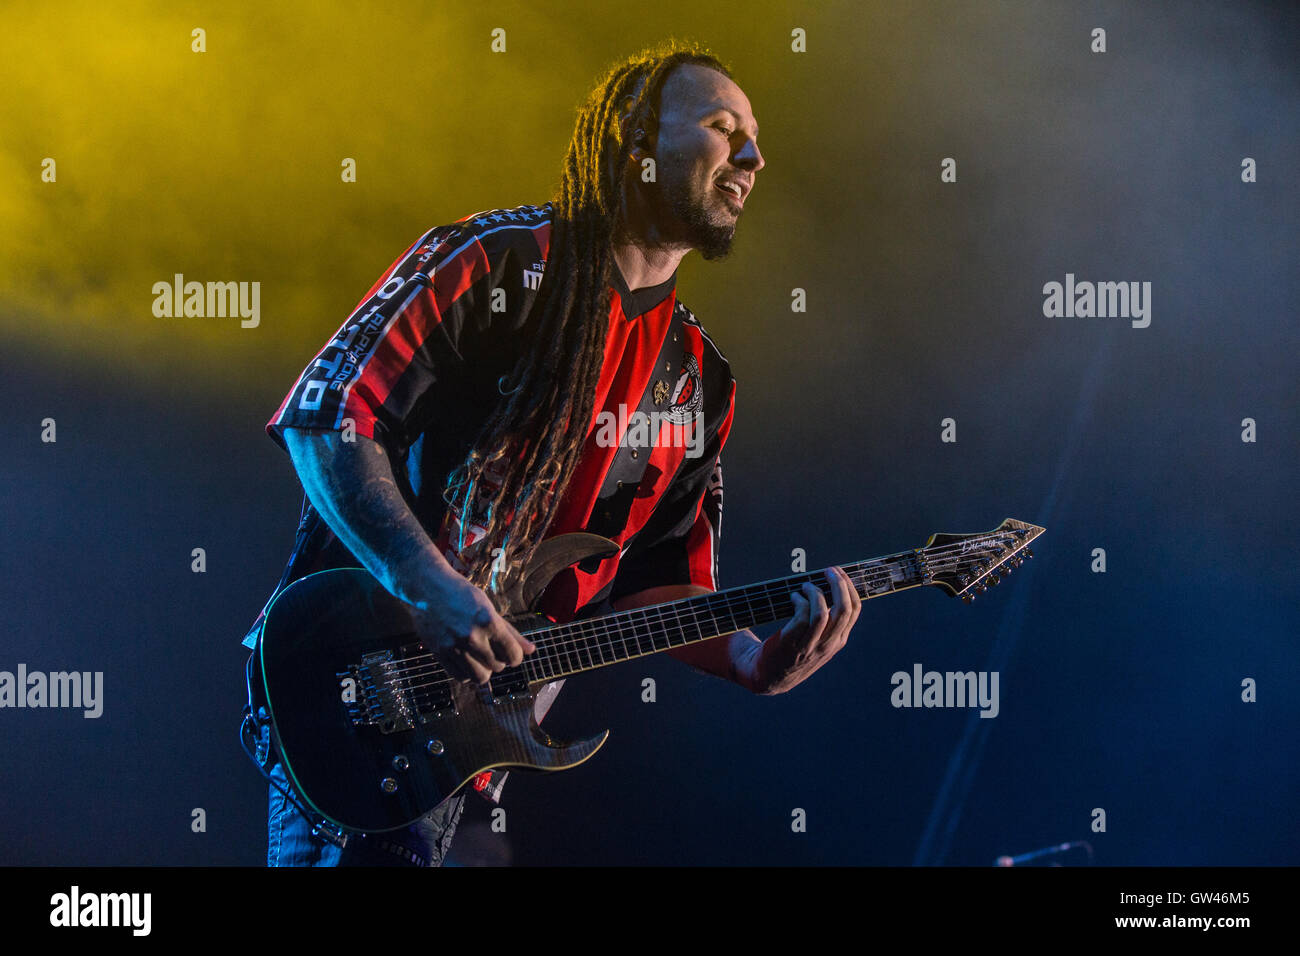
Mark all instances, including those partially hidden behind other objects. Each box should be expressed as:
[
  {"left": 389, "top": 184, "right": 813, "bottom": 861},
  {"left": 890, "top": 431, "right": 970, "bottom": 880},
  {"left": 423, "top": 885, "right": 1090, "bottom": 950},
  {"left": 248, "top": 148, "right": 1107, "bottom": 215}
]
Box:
[{"left": 628, "top": 63, "right": 763, "bottom": 261}]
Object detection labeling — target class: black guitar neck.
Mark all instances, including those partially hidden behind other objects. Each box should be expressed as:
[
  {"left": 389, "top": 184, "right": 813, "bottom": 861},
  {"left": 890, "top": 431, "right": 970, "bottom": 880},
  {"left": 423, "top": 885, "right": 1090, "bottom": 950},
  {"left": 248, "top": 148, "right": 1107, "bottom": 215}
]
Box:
[{"left": 501, "top": 517, "right": 1043, "bottom": 687}]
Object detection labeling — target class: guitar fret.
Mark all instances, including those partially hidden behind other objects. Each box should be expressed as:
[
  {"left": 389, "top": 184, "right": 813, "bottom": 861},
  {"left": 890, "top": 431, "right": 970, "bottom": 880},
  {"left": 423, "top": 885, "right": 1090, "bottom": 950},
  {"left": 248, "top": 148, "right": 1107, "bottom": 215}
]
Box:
[
  {"left": 646, "top": 614, "right": 666, "bottom": 652},
  {"left": 590, "top": 617, "right": 607, "bottom": 668},
  {"left": 665, "top": 600, "right": 686, "bottom": 647},
  {"left": 665, "top": 602, "right": 686, "bottom": 648},
  {"left": 562, "top": 626, "right": 580, "bottom": 674},
  {"left": 626, "top": 613, "right": 643, "bottom": 659},
  {"left": 629, "top": 609, "right": 648, "bottom": 660},
  {"left": 625, "top": 611, "right": 641, "bottom": 661},
  {"left": 703, "top": 592, "right": 725, "bottom": 639},
  {"left": 607, "top": 614, "right": 623, "bottom": 663},
  {"left": 578, "top": 619, "right": 597, "bottom": 671}
]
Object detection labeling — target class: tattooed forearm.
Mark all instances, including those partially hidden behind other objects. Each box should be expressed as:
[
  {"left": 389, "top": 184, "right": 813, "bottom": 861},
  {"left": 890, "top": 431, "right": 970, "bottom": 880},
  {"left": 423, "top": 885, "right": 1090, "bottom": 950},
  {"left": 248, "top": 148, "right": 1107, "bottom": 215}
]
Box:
[{"left": 282, "top": 427, "right": 457, "bottom": 604}]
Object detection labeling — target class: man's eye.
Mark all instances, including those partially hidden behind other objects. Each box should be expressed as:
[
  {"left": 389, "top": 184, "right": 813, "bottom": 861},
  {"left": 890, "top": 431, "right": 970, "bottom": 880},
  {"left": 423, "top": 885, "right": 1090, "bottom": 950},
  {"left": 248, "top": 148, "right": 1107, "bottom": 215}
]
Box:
[{"left": 714, "top": 125, "right": 734, "bottom": 136}]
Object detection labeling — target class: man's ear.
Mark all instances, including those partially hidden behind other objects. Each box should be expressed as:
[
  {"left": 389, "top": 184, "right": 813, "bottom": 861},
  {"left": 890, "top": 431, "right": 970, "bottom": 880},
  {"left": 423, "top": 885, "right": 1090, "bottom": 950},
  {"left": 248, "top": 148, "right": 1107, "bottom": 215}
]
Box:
[
  {"left": 617, "top": 99, "right": 638, "bottom": 149},
  {"left": 617, "top": 95, "right": 656, "bottom": 158},
  {"left": 630, "top": 129, "right": 651, "bottom": 159}
]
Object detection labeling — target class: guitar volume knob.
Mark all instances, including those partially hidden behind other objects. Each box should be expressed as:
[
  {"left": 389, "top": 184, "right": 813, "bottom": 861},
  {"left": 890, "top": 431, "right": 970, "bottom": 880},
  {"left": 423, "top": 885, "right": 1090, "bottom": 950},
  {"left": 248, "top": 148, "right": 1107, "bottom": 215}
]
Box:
[
  {"left": 426, "top": 739, "right": 444, "bottom": 756},
  {"left": 380, "top": 777, "right": 398, "bottom": 793}
]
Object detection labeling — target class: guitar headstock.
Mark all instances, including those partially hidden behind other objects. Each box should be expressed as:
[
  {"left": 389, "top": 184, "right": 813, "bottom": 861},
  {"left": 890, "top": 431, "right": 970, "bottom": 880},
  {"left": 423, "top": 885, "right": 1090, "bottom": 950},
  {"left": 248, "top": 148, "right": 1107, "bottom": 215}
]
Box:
[{"left": 919, "top": 518, "right": 1045, "bottom": 602}]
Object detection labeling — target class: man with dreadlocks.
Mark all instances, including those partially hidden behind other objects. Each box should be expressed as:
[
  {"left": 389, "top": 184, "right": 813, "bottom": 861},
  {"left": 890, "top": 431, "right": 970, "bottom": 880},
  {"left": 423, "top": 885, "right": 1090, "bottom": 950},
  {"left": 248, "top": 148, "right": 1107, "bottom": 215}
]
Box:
[{"left": 246, "top": 42, "right": 860, "bottom": 866}]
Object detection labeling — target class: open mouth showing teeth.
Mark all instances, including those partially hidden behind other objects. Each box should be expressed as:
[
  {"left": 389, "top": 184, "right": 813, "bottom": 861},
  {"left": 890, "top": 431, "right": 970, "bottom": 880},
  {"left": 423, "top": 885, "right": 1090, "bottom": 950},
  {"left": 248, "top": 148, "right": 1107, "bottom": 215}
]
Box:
[{"left": 715, "top": 181, "right": 743, "bottom": 204}]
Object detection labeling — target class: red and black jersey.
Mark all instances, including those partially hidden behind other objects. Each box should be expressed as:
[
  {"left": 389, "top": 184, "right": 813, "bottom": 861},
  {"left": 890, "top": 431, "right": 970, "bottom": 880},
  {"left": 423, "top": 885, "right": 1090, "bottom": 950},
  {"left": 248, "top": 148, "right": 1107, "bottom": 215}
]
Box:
[{"left": 247, "top": 201, "right": 736, "bottom": 648}]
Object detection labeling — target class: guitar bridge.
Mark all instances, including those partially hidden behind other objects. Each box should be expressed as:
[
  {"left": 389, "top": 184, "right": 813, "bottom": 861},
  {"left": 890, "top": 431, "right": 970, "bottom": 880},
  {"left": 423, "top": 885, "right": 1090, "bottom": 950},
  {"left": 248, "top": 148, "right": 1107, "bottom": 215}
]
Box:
[
  {"left": 339, "top": 645, "right": 454, "bottom": 734},
  {"left": 341, "top": 650, "right": 417, "bottom": 734}
]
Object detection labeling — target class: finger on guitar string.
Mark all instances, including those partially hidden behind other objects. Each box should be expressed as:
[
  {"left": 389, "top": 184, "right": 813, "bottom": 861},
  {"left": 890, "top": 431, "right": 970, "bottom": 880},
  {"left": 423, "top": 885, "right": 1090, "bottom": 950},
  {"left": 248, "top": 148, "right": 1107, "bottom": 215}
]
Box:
[
  {"left": 412, "top": 579, "right": 535, "bottom": 686},
  {"left": 802, "top": 579, "right": 830, "bottom": 644},
  {"left": 787, "top": 586, "right": 810, "bottom": 640},
  {"left": 835, "top": 566, "right": 862, "bottom": 615},
  {"left": 458, "top": 614, "right": 531, "bottom": 682},
  {"left": 826, "top": 567, "right": 856, "bottom": 622},
  {"left": 827, "top": 567, "right": 860, "bottom": 648},
  {"left": 483, "top": 613, "right": 534, "bottom": 670}
]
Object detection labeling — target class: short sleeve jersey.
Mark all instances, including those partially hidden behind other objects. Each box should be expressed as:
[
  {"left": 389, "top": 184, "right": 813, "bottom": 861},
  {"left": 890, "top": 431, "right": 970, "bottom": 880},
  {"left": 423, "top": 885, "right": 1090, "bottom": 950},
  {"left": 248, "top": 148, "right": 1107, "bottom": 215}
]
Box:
[{"left": 247, "top": 201, "right": 736, "bottom": 647}]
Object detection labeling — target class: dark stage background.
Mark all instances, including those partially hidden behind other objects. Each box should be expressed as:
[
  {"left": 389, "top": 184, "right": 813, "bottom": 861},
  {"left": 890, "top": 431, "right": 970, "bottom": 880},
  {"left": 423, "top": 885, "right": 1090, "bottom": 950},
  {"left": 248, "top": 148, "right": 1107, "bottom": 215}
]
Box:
[{"left": 1, "top": 1, "right": 1296, "bottom": 866}]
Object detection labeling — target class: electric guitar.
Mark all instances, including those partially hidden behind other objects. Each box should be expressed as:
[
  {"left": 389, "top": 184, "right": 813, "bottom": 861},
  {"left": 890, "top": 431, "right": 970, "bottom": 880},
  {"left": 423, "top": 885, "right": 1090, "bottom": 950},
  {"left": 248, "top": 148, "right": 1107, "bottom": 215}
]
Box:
[{"left": 256, "top": 517, "right": 1044, "bottom": 833}]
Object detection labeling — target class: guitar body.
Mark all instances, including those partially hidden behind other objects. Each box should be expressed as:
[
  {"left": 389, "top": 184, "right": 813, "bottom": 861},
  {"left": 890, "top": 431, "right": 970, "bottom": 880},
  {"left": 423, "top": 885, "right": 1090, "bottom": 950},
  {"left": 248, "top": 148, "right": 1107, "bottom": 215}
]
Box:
[{"left": 258, "top": 534, "right": 619, "bottom": 833}]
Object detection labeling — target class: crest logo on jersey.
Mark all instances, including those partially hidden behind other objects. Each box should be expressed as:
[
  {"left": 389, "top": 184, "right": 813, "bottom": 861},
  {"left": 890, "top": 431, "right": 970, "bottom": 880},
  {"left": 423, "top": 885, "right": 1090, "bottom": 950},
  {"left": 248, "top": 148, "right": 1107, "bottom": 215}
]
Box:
[{"left": 664, "top": 353, "right": 702, "bottom": 425}]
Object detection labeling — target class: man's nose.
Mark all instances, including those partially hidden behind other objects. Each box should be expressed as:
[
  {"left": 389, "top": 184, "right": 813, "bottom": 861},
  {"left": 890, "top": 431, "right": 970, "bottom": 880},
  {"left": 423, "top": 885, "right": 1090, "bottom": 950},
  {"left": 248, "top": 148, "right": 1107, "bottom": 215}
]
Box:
[{"left": 734, "top": 137, "right": 764, "bottom": 173}]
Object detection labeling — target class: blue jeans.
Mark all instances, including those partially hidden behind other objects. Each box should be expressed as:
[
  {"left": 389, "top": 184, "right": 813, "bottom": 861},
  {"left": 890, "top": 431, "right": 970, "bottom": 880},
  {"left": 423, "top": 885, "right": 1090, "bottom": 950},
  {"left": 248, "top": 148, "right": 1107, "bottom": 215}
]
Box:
[{"left": 267, "top": 760, "right": 466, "bottom": 867}]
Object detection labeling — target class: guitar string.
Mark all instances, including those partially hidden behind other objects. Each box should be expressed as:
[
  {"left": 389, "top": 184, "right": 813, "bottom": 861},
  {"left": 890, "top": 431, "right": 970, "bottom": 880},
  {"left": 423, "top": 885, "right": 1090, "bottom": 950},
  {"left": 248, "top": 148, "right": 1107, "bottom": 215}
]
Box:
[
  {"left": 365, "top": 541, "right": 1034, "bottom": 699},
  {"left": 375, "top": 541, "right": 1030, "bottom": 690},
  {"left": 361, "top": 535, "right": 1029, "bottom": 691}
]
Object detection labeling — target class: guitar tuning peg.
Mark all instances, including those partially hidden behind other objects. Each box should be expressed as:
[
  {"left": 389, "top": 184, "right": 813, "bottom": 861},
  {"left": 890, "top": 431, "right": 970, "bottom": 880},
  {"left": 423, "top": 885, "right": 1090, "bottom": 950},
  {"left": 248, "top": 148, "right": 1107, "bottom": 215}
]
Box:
[
  {"left": 987, "top": 574, "right": 1000, "bottom": 585},
  {"left": 961, "top": 593, "right": 974, "bottom": 604},
  {"left": 1024, "top": 549, "right": 1034, "bottom": 559}
]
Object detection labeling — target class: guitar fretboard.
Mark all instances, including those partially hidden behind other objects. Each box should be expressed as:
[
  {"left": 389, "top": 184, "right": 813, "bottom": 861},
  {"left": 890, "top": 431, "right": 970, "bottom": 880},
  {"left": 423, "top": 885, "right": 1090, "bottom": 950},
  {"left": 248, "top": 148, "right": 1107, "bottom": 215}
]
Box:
[{"left": 511, "top": 553, "right": 920, "bottom": 685}]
